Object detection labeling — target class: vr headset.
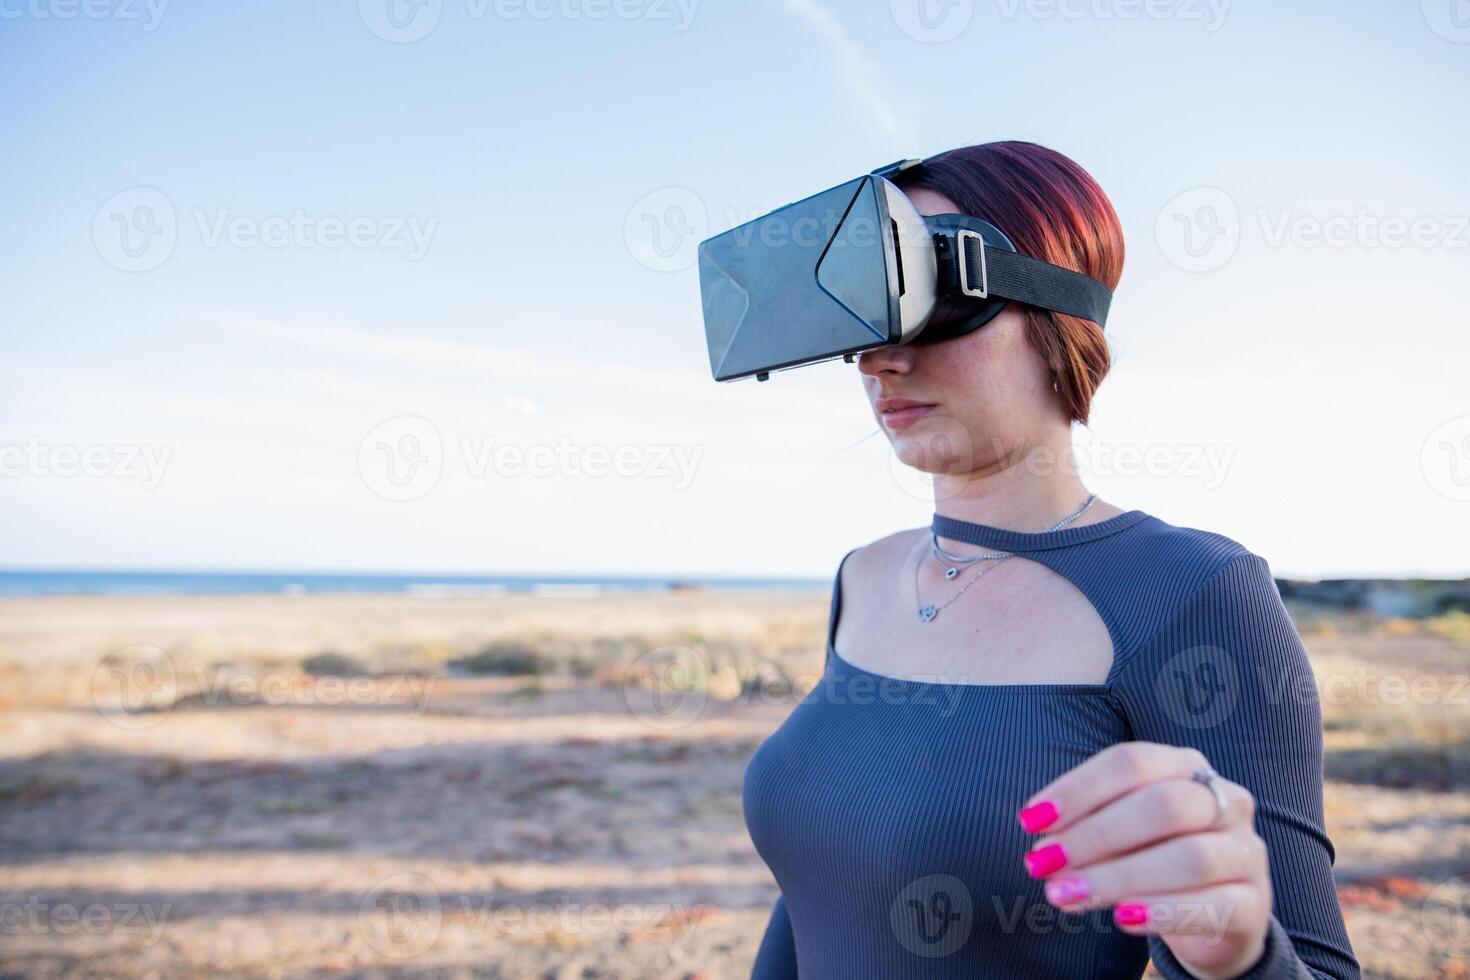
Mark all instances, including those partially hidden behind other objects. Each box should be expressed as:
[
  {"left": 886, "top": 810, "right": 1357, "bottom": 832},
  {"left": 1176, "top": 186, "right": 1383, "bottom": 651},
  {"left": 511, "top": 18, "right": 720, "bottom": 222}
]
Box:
[{"left": 697, "top": 158, "right": 1113, "bottom": 382}]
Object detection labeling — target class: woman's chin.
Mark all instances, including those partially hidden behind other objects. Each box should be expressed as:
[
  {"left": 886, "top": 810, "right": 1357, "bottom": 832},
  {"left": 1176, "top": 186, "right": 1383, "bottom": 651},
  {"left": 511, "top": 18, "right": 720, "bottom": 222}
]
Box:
[{"left": 887, "top": 418, "right": 977, "bottom": 474}]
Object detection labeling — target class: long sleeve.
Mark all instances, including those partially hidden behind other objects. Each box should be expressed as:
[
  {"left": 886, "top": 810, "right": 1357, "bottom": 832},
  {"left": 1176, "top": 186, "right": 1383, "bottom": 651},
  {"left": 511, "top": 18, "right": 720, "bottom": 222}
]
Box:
[
  {"left": 1110, "top": 552, "right": 1359, "bottom": 979},
  {"left": 750, "top": 892, "right": 799, "bottom": 978}
]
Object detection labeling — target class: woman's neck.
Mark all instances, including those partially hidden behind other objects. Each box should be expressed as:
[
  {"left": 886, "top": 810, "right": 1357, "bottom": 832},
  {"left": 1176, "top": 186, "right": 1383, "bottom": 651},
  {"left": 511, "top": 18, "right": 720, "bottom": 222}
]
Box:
[{"left": 929, "top": 435, "right": 1122, "bottom": 534}]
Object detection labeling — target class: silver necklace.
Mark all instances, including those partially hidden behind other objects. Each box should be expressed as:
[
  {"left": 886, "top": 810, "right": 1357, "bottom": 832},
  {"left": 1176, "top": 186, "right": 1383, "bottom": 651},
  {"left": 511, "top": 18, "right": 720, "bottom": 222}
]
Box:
[
  {"left": 930, "top": 535, "right": 1009, "bottom": 580},
  {"left": 915, "top": 494, "right": 1098, "bottom": 623}
]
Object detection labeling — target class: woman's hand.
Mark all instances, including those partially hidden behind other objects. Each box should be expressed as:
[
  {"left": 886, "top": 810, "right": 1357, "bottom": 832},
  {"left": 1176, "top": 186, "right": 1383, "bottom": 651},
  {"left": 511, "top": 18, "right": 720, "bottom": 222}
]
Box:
[{"left": 1015, "top": 741, "right": 1273, "bottom": 980}]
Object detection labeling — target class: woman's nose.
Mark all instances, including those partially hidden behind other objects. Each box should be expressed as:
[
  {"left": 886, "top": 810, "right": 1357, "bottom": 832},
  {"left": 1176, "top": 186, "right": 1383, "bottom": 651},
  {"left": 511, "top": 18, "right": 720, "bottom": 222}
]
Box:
[{"left": 856, "top": 344, "right": 915, "bottom": 376}]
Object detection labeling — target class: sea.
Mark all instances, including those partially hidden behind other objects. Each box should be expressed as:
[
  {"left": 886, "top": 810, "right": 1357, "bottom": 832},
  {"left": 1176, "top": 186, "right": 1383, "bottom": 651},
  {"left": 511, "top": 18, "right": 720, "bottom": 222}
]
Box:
[{"left": 0, "top": 569, "right": 829, "bottom": 599}]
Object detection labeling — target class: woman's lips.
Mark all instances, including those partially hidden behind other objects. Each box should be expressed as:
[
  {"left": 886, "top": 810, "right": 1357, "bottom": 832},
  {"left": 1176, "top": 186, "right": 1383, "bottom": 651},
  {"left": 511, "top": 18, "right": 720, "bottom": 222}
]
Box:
[{"left": 879, "top": 403, "right": 936, "bottom": 429}]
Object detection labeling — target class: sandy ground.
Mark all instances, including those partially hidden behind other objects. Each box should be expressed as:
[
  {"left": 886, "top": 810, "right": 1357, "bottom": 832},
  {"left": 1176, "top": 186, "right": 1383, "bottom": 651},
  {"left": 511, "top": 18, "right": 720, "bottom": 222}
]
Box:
[{"left": 0, "top": 592, "right": 1467, "bottom": 979}]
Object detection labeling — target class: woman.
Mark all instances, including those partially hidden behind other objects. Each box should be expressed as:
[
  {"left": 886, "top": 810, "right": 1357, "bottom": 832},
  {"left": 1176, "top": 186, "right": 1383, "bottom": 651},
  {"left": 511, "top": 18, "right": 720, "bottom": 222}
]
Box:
[{"left": 741, "top": 142, "right": 1359, "bottom": 979}]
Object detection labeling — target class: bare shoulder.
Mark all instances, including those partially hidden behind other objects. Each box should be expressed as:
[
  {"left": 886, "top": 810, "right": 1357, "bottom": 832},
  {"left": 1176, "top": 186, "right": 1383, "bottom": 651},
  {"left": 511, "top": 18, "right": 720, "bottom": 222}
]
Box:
[{"left": 841, "top": 526, "right": 925, "bottom": 593}]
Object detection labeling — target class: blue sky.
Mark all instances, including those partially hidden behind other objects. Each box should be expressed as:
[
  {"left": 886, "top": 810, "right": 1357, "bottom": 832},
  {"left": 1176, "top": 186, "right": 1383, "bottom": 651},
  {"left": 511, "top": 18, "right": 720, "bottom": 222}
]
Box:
[{"left": 2, "top": 0, "right": 1468, "bottom": 578}]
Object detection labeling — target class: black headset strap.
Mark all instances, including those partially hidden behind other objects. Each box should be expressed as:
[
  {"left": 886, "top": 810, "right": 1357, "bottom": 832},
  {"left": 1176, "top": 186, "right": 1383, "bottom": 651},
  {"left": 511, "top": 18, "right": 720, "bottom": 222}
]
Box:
[{"left": 954, "top": 231, "right": 1113, "bottom": 328}]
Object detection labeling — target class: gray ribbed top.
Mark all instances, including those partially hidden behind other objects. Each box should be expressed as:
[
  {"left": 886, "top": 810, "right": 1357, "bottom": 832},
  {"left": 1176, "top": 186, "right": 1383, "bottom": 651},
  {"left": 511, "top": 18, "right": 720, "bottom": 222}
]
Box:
[{"left": 742, "top": 510, "right": 1359, "bottom": 979}]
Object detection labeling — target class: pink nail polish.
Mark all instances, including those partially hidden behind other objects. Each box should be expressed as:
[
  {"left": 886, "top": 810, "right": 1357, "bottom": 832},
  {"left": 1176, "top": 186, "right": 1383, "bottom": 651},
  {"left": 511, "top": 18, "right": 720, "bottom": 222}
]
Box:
[
  {"left": 1017, "top": 799, "right": 1059, "bottom": 833},
  {"left": 1114, "top": 903, "right": 1150, "bottom": 926},
  {"left": 1044, "top": 876, "right": 1090, "bottom": 905},
  {"left": 1023, "top": 842, "right": 1068, "bottom": 878}
]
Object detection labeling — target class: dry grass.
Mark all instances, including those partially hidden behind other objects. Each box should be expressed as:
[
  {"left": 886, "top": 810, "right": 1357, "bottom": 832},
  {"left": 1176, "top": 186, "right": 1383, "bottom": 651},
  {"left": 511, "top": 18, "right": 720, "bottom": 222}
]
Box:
[{"left": 0, "top": 593, "right": 1466, "bottom": 978}]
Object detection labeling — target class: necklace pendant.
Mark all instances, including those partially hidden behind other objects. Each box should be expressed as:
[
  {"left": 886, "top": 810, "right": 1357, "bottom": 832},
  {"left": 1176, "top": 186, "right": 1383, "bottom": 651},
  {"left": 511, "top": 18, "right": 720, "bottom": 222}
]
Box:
[
  {"left": 917, "top": 604, "right": 937, "bottom": 622},
  {"left": 944, "top": 567, "right": 958, "bottom": 580}
]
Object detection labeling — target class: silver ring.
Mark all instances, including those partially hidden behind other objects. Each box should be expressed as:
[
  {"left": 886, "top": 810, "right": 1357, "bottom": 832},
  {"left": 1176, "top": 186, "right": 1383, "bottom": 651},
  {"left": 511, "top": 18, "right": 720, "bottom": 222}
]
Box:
[{"left": 1191, "top": 766, "right": 1230, "bottom": 829}]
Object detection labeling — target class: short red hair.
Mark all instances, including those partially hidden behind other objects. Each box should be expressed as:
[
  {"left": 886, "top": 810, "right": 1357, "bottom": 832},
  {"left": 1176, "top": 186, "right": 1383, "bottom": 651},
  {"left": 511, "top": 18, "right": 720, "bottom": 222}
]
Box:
[{"left": 893, "top": 142, "right": 1124, "bottom": 425}]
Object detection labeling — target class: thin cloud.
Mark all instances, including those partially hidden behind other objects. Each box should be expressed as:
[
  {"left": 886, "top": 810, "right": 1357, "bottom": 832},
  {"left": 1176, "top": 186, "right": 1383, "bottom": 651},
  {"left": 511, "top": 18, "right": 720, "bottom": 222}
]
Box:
[{"left": 776, "top": 0, "right": 921, "bottom": 147}]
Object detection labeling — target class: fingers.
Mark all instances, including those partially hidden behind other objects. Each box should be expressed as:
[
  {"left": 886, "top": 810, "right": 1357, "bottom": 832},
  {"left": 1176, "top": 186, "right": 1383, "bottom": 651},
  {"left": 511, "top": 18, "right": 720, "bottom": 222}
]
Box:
[
  {"left": 1017, "top": 741, "right": 1212, "bottom": 835},
  {"left": 1107, "top": 883, "right": 1267, "bottom": 939},
  {"left": 1014, "top": 741, "right": 1273, "bottom": 978},
  {"left": 1034, "top": 831, "right": 1268, "bottom": 913},
  {"left": 1112, "top": 885, "right": 1275, "bottom": 980},
  {"left": 1025, "top": 772, "right": 1255, "bottom": 873}
]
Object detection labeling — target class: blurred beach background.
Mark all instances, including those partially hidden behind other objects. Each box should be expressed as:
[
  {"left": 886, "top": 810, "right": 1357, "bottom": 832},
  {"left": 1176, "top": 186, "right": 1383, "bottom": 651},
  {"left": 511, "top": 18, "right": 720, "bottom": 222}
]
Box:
[
  {"left": 4, "top": 582, "right": 1470, "bottom": 977},
  {"left": 4, "top": 1, "right": 1470, "bottom": 977}
]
